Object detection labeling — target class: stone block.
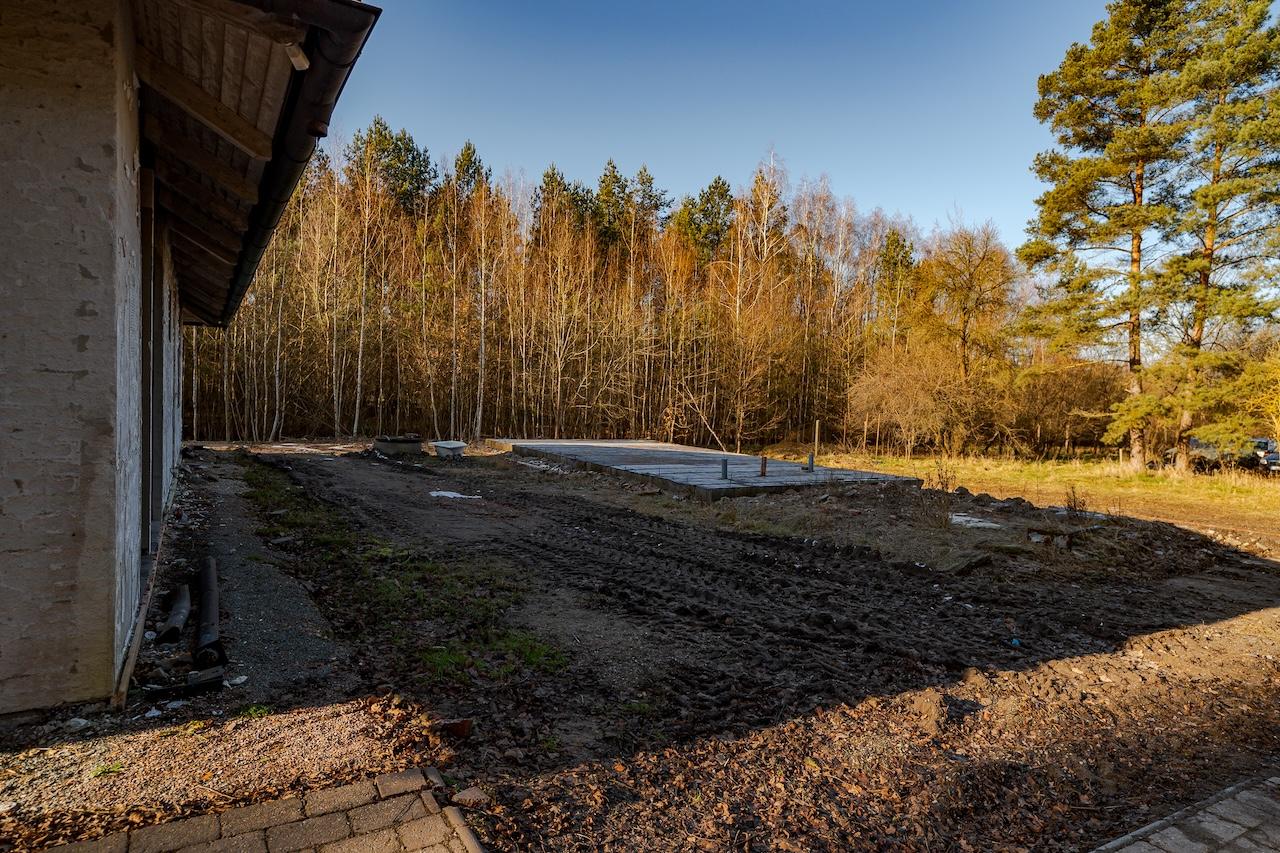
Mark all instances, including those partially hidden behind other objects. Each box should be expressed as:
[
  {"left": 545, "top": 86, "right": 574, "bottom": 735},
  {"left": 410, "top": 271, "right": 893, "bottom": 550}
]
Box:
[
  {"left": 1188, "top": 811, "right": 1248, "bottom": 842},
  {"left": 303, "top": 781, "right": 376, "bottom": 817},
  {"left": 1146, "top": 825, "right": 1211, "bottom": 853},
  {"left": 130, "top": 814, "right": 220, "bottom": 853},
  {"left": 395, "top": 815, "right": 448, "bottom": 849},
  {"left": 322, "top": 827, "right": 402, "bottom": 853},
  {"left": 374, "top": 768, "right": 425, "bottom": 798},
  {"left": 179, "top": 832, "right": 268, "bottom": 852},
  {"left": 266, "top": 813, "right": 350, "bottom": 852},
  {"left": 220, "top": 798, "right": 303, "bottom": 835},
  {"left": 1207, "top": 797, "right": 1268, "bottom": 830},
  {"left": 348, "top": 793, "right": 425, "bottom": 835}
]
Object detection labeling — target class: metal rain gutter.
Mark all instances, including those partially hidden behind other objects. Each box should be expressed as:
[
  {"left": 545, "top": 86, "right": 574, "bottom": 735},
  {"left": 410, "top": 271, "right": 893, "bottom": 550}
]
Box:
[{"left": 217, "top": 0, "right": 382, "bottom": 327}]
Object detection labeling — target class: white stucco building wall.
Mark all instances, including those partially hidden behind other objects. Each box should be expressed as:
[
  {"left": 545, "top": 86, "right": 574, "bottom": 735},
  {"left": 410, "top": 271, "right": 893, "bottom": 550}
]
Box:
[{"left": 0, "top": 0, "right": 163, "bottom": 712}]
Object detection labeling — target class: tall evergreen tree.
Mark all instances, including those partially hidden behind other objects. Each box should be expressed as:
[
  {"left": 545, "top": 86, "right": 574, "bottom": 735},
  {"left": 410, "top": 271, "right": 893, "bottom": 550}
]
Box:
[
  {"left": 1020, "top": 0, "right": 1195, "bottom": 469},
  {"left": 672, "top": 176, "right": 734, "bottom": 267},
  {"left": 1162, "top": 0, "right": 1280, "bottom": 468},
  {"left": 345, "top": 115, "right": 436, "bottom": 216},
  {"left": 594, "top": 159, "right": 629, "bottom": 250},
  {"left": 632, "top": 165, "right": 671, "bottom": 226}
]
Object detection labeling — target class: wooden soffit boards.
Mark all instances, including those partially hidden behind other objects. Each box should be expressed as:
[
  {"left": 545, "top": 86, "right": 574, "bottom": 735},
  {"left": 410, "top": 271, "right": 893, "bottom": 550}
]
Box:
[{"left": 132, "top": 0, "right": 297, "bottom": 325}]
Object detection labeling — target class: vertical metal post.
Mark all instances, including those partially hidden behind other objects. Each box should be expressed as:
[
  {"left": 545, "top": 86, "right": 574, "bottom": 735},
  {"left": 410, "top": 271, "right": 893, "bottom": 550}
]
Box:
[
  {"left": 759, "top": 455, "right": 767, "bottom": 477},
  {"left": 813, "top": 420, "right": 820, "bottom": 467},
  {"left": 807, "top": 452, "right": 815, "bottom": 472},
  {"left": 721, "top": 458, "right": 728, "bottom": 479}
]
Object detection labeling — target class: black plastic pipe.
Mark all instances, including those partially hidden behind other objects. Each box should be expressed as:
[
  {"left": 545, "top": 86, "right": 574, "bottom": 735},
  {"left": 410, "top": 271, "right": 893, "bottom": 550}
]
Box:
[
  {"left": 156, "top": 584, "right": 191, "bottom": 645},
  {"left": 193, "top": 557, "right": 227, "bottom": 668},
  {"left": 217, "top": 0, "right": 381, "bottom": 326}
]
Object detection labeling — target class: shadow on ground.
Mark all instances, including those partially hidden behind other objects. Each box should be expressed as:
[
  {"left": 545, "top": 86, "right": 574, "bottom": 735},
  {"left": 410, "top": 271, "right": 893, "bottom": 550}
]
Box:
[{"left": 3, "top": 444, "right": 1278, "bottom": 851}]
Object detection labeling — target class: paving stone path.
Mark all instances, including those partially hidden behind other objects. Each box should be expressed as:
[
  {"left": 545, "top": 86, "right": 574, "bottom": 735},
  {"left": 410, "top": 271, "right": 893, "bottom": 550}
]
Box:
[
  {"left": 1095, "top": 776, "right": 1280, "bottom": 853},
  {"left": 47, "top": 767, "right": 484, "bottom": 853}
]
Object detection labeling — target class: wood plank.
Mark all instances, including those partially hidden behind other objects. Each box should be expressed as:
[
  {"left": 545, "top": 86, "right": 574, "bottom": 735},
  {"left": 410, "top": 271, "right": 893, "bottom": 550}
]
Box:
[
  {"left": 143, "top": 114, "right": 259, "bottom": 203},
  {"left": 170, "top": 254, "right": 230, "bottom": 313},
  {"left": 178, "top": 288, "right": 223, "bottom": 325},
  {"left": 153, "top": 159, "right": 248, "bottom": 229},
  {"left": 168, "top": 0, "right": 307, "bottom": 45},
  {"left": 171, "top": 223, "right": 239, "bottom": 267},
  {"left": 159, "top": 190, "right": 244, "bottom": 254},
  {"left": 136, "top": 45, "right": 273, "bottom": 160}
]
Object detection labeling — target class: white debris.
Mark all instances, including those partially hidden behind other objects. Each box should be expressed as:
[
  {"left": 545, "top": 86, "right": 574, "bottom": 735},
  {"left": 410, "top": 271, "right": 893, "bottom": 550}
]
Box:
[
  {"left": 949, "top": 513, "right": 1004, "bottom": 530},
  {"left": 143, "top": 707, "right": 163, "bottom": 719},
  {"left": 429, "top": 490, "right": 482, "bottom": 500},
  {"left": 164, "top": 700, "right": 188, "bottom": 710},
  {"left": 227, "top": 675, "right": 249, "bottom": 686},
  {"left": 143, "top": 630, "right": 156, "bottom": 641},
  {"left": 64, "top": 717, "right": 91, "bottom": 731}
]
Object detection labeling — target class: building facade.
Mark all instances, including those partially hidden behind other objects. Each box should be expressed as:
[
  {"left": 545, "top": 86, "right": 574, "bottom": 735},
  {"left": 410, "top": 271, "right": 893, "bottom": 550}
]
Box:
[{"left": 0, "top": 0, "right": 378, "bottom": 714}]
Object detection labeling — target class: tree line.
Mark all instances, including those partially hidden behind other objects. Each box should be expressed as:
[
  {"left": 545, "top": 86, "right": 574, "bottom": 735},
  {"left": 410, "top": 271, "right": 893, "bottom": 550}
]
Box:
[{"left": 187, "top": 0, "right": 1279, "bottom": 467}]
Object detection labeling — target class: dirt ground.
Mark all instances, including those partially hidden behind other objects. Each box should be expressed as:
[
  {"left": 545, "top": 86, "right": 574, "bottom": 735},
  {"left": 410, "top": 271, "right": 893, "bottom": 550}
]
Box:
[{"left": 2, "top": 444, "right": 1278, "bottom": 851}]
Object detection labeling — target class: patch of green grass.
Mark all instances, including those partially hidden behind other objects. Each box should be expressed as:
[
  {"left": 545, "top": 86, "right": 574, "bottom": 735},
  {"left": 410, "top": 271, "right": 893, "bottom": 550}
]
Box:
[
  {"left": 237, "top": 704, "right": 273, "bottom": 719},
  {"left": 417, "top": 646, "right": 472, "bottom": 683},
  {"left": 234, "top": 455, "right": 566, "bottom": 691},
  {"left": 91, "top": 762, "right": 124, "bottom": 778},
  {"left": 489, "top": 630, "right": 567, "bottom": 673}
]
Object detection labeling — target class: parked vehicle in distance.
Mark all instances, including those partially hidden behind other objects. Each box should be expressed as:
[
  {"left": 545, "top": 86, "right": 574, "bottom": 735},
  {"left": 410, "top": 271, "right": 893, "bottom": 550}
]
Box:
[{"left": 1161, "top": 437, "right": 1276, "bottom": 472}]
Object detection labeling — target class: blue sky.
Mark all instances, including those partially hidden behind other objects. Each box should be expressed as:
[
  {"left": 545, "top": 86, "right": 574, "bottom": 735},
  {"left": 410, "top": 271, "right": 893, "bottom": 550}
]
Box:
[{"left": 331, "top": 0, "right": 1110, "bottom": 247}]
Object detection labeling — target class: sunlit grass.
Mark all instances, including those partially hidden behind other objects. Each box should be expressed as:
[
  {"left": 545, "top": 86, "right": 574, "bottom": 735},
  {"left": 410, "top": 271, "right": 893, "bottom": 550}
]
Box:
[{"left": 773, "top": 444, "right": 1280, "bottom": 535}]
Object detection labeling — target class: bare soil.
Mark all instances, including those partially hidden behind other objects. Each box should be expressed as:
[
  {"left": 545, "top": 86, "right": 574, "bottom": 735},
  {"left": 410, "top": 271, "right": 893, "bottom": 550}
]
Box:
[{"left": 3, "top": 444, "right": 1278, "bottom": 851}]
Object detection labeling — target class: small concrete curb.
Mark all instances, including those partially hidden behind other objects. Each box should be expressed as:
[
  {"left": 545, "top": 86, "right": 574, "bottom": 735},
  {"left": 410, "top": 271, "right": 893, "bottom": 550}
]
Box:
[
  {"left": 1091, "top": 774, "right": 1279, "bottom": 852},
  {"left": 444, "top": 805, "right": 487, "bottom": 853}
]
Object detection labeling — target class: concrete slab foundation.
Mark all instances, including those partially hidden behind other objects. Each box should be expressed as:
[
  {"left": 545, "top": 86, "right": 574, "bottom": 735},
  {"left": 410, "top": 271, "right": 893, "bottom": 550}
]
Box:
[{"left": 487, "top": 439, "right": 916, "bottom": 500}]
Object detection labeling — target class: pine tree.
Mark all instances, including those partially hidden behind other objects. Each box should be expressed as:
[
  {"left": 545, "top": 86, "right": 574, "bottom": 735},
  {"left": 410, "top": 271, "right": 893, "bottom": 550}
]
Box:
[
  {"left": 672, "top": 176, "right": 734, "bottom": 267},
  {"left": 1163, "top": 0, "right": 1280, "bottom": 469},
  {"left": 345, "top": 115, "right": 436, "bottom": 216},
  {"left": 632, "top": 165, "right": 670, "bottom": 226},
  {"left": 593, "top": 159, "right": 628, "bottom": 251},
  {"left": 453, "top": 140, "right": 490, "bottom": 197},
  {"left": 1020, "top": 0, "right": 1195, "bottom": 469}
]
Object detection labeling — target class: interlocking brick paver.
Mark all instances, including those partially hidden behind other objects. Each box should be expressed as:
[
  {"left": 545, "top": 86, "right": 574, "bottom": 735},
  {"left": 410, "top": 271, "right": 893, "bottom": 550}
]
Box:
[
  {"left": 374, "top": 768, "right": 425, "bottom": 798},
  {"left": 130, "top": 814, "right": 220, "bottom": 853},
  {"left": 318, "top": 827, "right": 401, "bottom": 853},
  {"left": 303, "top": 781, "right": 377, "bottom": 817},
  {"left": 220, "top": 798, "right": 304, "bottom": 835},
  {"left": 1235, "top": 790, "right": 1280, "bottom": 820},
  {"left": 179, "top": 832, "right": 268, "bottom": 852},
  {"left": 348, "top": 792, "right": 426, "bottom": 834},
  {"left": 396, "top": 814, "right": 449, "bottom": 849},
  {"left": 266, "top": 812, "right": 350, "bottom": 852},
  {"left": 1208, "top": 800, "right": 1268, "bottom": 830},
  {"left": 1147, "top": 825, "right": 1212, "bottom": 853},
  {"left": 40, "top": 767, "right": 481, "bottom": 853},
  {"left": 1187, "top": 813, "right": 1249, "bottom": 843},
  {"left": 1095, "top": 776, "right": 1280, "bottom": 853}
]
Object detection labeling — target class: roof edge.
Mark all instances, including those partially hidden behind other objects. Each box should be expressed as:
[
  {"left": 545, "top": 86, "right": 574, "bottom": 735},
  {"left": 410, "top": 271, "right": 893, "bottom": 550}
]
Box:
[{"left": 215, "top": 0, "right": 382, "bottom": 327}]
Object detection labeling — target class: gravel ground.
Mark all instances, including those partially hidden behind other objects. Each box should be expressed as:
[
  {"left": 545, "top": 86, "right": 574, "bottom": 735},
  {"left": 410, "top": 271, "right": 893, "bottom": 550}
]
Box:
[{"left": 0, "top": 457, "right": 403, "bottom": 851}]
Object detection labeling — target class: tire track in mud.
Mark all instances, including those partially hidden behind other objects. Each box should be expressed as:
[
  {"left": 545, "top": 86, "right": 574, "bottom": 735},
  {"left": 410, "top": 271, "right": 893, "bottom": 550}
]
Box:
[
  {"left": 273, "top": 453, "right": 1224, "bottom": 733},
  {"left": 261, "top": 451, "right": 1280, "bottom": 850}
]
